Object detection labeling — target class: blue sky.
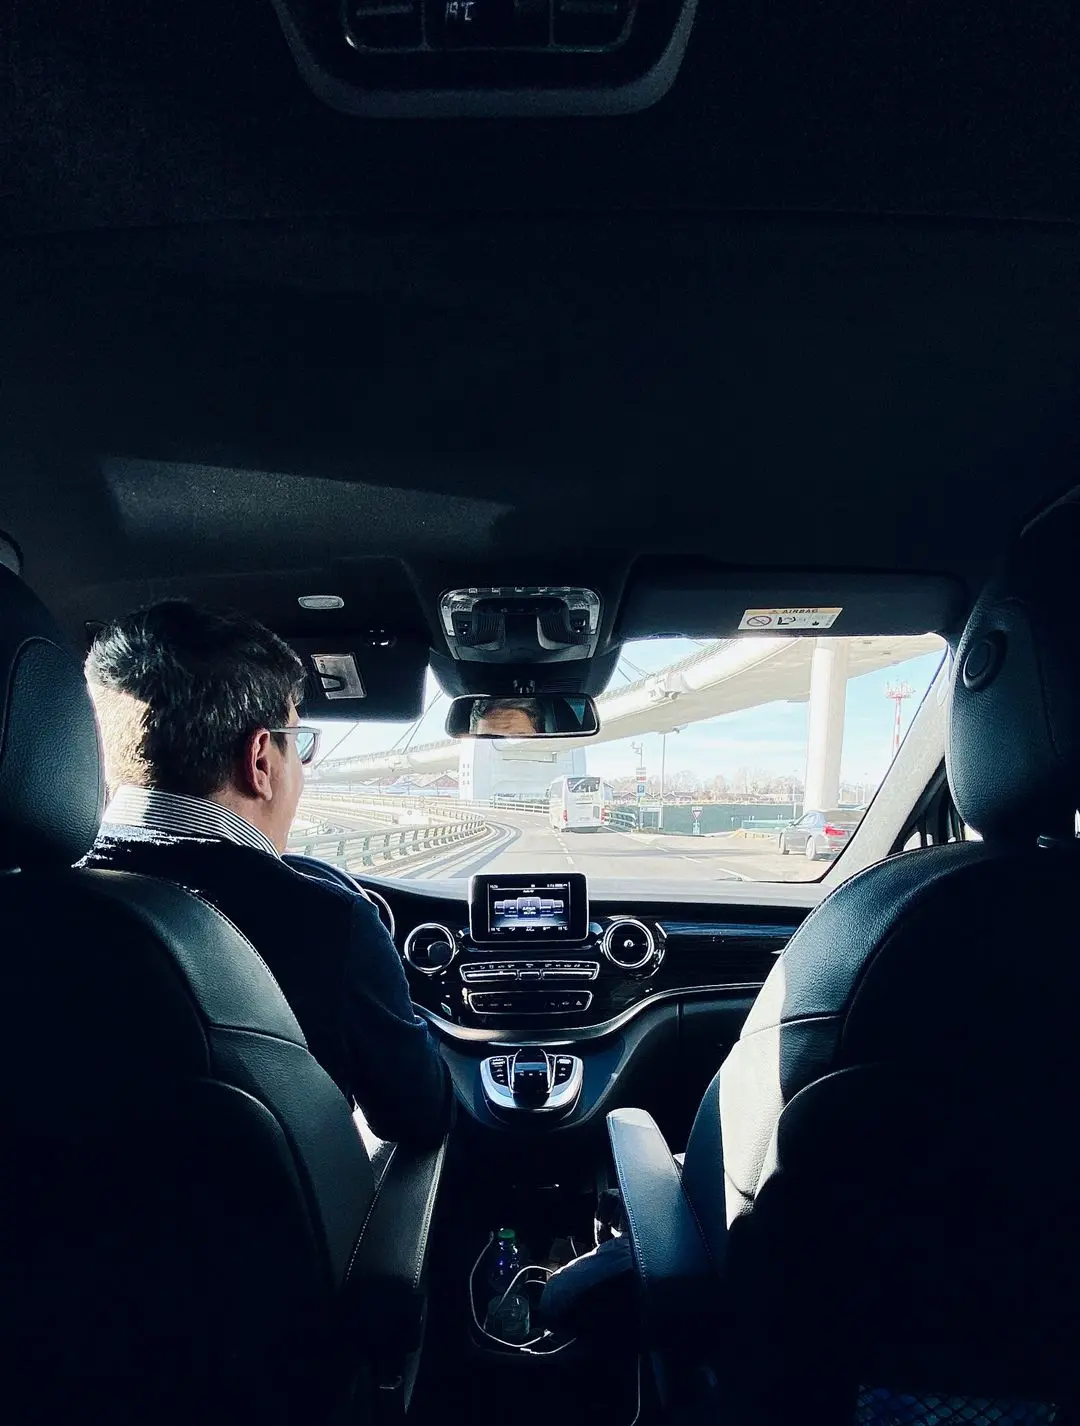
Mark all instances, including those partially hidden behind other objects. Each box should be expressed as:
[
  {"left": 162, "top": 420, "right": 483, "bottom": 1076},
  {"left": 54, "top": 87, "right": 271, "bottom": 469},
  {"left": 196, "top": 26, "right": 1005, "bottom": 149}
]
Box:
[{"left": 313, "top": 638, "right": 947, "bottom": 790}]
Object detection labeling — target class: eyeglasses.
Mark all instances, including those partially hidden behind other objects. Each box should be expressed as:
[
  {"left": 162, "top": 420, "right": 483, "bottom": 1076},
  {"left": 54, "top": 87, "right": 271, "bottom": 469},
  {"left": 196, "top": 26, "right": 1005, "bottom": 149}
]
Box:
[{"left": 268, "top": 725, "right": 321, "bottom": 766}]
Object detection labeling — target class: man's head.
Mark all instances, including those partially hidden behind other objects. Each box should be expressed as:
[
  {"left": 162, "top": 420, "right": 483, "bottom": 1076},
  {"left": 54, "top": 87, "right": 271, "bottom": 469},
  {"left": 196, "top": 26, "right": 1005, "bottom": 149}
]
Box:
[
  {"left": 86, "top": 601, "right": 311, "bottom": 851},
  {"left": 469, "top": 698, "right": 546, "bottom": 737}
]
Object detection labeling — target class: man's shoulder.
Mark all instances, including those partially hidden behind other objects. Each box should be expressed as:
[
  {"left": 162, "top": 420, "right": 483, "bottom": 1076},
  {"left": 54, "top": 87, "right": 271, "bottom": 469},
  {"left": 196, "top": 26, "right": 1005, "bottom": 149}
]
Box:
[{"left": 86, "top": 830, "right": 366, "bottom": 918}]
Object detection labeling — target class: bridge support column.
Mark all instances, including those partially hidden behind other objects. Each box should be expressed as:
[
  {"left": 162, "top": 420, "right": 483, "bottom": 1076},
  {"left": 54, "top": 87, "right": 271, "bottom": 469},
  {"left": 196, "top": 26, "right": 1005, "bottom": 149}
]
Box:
[
  {"left": 803, "top": 638, "right": 850, "bottom": 812},
  {"left": 457, "top": 742, "right": 475, "bottom": 801}
]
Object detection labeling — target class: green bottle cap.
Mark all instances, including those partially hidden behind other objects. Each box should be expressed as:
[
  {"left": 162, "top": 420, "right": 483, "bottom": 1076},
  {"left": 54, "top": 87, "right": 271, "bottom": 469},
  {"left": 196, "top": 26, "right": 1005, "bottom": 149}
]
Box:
[{"left": 497, "top": 1227, "right": 515, "bottom": 1241}]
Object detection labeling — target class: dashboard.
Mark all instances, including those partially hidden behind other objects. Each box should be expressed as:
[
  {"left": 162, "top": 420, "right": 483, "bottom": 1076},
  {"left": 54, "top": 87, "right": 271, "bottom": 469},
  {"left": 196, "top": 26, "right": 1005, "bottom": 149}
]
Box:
[
  {"left": 287, "top": 855, "right": 810, "bottom": 1133},
  {"left": 380, "top": 871, "right": 806, "bottom": 1043}
]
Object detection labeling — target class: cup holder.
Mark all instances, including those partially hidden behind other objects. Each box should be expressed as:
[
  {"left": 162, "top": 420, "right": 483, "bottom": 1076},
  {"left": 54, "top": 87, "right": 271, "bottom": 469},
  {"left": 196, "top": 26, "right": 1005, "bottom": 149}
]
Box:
[{"left": 468, "top": 1233, "right": 576, "bottom": 1357}]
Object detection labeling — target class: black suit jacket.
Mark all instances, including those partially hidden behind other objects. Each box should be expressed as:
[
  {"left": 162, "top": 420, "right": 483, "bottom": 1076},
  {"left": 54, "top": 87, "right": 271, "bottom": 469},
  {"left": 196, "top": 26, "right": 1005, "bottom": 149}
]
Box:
[{"left": 82, "top": 827, "right": 452, "bottom": 1146}]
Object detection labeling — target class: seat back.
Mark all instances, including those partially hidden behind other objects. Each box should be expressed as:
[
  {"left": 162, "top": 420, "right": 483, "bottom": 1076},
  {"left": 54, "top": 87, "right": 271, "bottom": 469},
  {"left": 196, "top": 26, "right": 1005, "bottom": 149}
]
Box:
[
  {"left": 703, "top": 499, "right": 1080, "bottom": 1425},
  {"left": 0, "top": 568, "right": 376, "bottom": 1424}
]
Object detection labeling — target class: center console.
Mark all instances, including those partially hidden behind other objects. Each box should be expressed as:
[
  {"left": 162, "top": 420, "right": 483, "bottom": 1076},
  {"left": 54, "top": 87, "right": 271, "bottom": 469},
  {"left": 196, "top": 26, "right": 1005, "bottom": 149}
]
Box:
[
  {"left": 387, "top": 868, "right": 796, "bottom": 1143},
  {"left": 403, "top": 872, "right": 669, "bottom": 1034}
]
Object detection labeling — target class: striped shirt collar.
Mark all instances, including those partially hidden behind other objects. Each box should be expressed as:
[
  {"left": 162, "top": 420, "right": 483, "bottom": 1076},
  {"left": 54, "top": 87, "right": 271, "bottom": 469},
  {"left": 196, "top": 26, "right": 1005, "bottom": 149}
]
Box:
[{"left": 102, "top": 785, "right": 280, "bottom": 859}]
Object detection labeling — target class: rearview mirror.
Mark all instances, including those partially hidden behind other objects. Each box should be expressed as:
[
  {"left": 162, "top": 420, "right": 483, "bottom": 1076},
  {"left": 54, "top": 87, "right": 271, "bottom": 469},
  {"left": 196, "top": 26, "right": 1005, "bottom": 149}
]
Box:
[{"left": 445, "top": 695, "right": 600, "bottom": 739}]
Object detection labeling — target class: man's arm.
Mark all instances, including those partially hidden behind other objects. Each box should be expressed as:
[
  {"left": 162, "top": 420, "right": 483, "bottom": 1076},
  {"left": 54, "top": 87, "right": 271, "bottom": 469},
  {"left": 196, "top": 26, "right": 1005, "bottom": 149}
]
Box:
[{"left": 339, "top": 896, "right": 453, "bottom": 1146}]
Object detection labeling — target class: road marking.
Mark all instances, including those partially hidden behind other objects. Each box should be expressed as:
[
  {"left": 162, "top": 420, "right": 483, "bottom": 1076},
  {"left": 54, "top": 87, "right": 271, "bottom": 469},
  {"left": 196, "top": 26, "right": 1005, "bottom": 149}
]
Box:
[{"left": 565, "top": 855, "right": 575, "bottom": 866}]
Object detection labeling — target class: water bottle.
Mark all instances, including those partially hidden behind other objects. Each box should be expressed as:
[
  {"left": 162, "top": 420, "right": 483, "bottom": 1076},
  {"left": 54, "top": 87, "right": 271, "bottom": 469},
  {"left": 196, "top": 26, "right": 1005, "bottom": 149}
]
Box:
[
  {"left": 487, "top": 1227, "right": 523, "bottom": 1299},
  {"left": 484, "top": 1227, "right": 531, "bottom": 1342}
]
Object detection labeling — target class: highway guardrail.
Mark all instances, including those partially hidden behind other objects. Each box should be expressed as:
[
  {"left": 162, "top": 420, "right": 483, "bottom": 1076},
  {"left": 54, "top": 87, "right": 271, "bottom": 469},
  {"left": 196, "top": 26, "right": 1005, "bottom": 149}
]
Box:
[{"left": 288, "top": 811, "right": 488, "bottom": 873}]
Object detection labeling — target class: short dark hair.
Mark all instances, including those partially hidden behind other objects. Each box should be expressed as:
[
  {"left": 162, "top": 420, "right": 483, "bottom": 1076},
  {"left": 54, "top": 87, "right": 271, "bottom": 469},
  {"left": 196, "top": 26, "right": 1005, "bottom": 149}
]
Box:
[
  {"left": 86, "top": 601, "right": 307, "bottom": 799},
  {"left": 469, "top": 697, "right": 546, "bottom": 734}
]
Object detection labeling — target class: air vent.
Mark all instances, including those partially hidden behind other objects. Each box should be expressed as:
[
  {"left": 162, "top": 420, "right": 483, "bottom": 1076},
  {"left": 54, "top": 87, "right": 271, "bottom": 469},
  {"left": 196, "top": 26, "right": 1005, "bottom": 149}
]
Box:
[
  {"left": 602, "top": 918, "right": 657, "bottom": 971},
  {"left": 403, "top": 923, "right": 457, "bottom": 974},
  {"left": 658, "top": 923, "right": 790, "bottom": 985}
]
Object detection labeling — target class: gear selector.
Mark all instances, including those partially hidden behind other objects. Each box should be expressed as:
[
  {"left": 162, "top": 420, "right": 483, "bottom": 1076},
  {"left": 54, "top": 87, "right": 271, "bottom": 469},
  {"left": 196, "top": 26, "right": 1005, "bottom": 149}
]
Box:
[
  {"left": 481, "top": 1049, "right": 582, "bottom": 1118},
  {"left": 510, "top": 1048, "right": 552, "bottom": 1102}
]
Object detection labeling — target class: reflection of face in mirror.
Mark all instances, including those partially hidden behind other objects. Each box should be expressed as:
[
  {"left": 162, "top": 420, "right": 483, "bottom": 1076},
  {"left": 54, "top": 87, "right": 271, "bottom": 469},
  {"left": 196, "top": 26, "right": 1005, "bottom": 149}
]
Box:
[
  {"left": 446, "top": 693, "right": 599, "bottom": 740},
  {"left": 469, "top": 698, "right": 546, "bottom": 737}
]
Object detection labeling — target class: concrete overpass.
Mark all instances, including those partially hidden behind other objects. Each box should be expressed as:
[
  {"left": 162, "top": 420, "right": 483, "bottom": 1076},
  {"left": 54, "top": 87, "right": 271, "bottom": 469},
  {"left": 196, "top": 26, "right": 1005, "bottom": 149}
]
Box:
[{"left": 310, "top": 634, "right": 944, "bottom": 807}]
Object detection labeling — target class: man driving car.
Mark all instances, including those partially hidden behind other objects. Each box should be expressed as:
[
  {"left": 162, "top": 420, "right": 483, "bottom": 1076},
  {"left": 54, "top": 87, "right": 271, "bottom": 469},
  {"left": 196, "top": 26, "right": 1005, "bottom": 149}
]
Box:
[{"left": 81, "top": 600, "right": 451, "bottom": 1147}]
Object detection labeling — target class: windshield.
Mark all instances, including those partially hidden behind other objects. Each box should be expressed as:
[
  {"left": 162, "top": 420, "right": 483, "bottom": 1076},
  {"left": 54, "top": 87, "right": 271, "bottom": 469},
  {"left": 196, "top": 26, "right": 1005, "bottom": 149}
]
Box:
[{"left": 292, "top": 634, "right": 946, "bottom": 898}]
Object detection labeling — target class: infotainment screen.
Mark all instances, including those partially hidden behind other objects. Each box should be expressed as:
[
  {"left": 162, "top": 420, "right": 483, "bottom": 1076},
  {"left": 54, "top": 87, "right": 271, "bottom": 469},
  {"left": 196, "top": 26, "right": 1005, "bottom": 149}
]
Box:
[{"left": 468, "top": 873, "right": 589, "bottom": 945}]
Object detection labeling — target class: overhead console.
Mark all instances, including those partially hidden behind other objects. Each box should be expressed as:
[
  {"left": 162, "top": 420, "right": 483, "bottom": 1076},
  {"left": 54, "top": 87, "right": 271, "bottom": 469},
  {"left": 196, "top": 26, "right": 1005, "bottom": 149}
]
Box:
[
  {"left": 428, "top": 584, "right": 621, "bottom": 699},
  {"left": 439, "top": 586, "right": 602, "bottom": 666},
  {"left": 271, "top": 0, "right": 697, "bottom": 118}
]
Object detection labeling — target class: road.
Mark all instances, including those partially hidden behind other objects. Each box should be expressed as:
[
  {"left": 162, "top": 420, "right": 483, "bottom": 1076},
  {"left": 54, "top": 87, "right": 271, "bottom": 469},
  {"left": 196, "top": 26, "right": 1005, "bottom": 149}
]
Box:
[
  {"left": 405, "top": 809, "right": 823, "bottom": 891},
  {"left": 291, "top": 799, "right": 827, "bottom": 894}
]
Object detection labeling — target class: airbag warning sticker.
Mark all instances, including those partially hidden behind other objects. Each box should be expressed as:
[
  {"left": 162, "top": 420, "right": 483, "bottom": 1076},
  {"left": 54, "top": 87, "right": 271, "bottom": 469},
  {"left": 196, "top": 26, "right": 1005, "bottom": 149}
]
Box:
[{"left": 738, "top": 607, "right": 842, "bottom": 631}]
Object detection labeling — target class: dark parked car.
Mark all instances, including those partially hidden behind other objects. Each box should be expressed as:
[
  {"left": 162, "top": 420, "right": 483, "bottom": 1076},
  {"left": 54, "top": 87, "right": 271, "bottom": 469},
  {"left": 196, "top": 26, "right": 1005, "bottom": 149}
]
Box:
[{"left": 779, "top": 807, "right": 865, "bottom": 861}]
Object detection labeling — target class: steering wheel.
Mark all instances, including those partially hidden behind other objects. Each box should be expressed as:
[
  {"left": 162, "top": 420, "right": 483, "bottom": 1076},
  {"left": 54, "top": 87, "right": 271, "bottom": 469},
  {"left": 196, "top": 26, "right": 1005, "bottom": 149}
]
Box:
[{"left": 283, "top": 853, "right": 396, "bottom": 942}]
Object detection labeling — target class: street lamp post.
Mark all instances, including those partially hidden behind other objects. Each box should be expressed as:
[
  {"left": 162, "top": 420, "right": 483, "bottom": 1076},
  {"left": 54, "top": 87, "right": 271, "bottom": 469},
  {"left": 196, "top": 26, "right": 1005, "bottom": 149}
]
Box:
[
  {"left": 660, "top": 733, "right": 667, "bottom": 830},
  {"left": 658, "top": 727, "right": 683, "bottom": 831},
  {"left": 628, "top": 740, "right": 645, "bottom": 828}
]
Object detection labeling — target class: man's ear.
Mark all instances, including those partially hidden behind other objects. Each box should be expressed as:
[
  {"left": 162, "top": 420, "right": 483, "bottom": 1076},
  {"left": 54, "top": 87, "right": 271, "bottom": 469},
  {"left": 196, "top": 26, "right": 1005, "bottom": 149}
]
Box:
[{"left": 237, "top": 728, "right": 275, "bottom": 801}]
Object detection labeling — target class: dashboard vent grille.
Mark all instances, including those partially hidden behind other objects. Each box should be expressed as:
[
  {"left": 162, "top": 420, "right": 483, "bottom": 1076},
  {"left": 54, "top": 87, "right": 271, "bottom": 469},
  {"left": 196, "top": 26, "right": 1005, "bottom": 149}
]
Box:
[{"left": 658, "top": 923, "right": 790, "bottom": 986}]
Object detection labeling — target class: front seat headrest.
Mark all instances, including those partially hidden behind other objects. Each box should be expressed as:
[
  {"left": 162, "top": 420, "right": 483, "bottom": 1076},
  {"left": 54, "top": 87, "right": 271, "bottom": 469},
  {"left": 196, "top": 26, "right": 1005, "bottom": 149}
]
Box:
[
  {"left": 948, "top": 494, "right": 1080, "bottom": 844},
  {"left": 0, "top": 566, "right": 103, "bottom": 870}
]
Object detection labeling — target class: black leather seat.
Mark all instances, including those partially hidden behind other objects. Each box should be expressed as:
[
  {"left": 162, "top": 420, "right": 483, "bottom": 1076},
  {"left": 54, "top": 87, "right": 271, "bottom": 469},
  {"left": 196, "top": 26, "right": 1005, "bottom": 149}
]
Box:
[
  {"left": 607, "top": 498, "right": 1080, "bottom": 1424},
  {"left": 0, "top": 567, "right": 446, "bottom": 1425}
]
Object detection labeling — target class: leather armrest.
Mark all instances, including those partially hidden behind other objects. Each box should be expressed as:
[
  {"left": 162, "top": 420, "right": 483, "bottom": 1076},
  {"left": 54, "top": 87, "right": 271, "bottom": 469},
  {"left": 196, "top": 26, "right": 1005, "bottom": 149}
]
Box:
[
  {"left": 606, "top": 1108, "right": 716, "bottom": 1341},
  {"left": 344, "top": 1136, "right": 447, "bottom": 1361}
]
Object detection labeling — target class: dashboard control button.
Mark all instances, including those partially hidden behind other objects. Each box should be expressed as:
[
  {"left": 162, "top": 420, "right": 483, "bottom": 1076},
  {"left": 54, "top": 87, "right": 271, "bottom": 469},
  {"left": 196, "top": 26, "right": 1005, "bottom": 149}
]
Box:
[
  {"left": 519, "top": 970, "right": 542, "bottom": 981},
  {"left": 468, "top": 989, "right": 594, "bottom": 1015}
]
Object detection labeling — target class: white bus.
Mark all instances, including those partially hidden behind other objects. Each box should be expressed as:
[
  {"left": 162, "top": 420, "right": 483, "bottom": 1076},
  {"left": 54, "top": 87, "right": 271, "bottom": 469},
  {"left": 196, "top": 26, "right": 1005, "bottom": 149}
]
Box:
[{"left": 548, "top": 775, "right": 614, "bottom": 832}]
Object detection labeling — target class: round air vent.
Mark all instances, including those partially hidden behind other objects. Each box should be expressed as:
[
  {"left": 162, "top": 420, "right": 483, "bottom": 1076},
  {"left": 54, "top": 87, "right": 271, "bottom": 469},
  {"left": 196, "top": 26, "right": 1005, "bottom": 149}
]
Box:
[
  {"left": 403, "top": 923, "right": 457, "bottom": 975},
  {"left": 602, "top": 918, "right": 657, "bottom": 971}
]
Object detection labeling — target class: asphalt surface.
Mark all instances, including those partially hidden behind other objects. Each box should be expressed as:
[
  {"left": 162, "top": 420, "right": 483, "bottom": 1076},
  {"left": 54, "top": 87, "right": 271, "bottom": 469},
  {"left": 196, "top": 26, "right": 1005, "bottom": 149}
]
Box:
[
  {"left": 290, "top": 801, "right": 831, "bottom": 896},
  {"left": 405, "top": 809, "right": 824, "bottom": 889}
]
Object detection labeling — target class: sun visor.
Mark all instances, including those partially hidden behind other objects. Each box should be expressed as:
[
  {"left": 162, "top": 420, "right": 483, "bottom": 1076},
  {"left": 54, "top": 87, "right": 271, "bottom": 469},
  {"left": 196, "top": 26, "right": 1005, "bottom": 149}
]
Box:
[
  {"left": 616, "top": 566, "right": 966, "bottom": 640},
  {"left": 291, "top": 633, "right": 428, "bottom": 720}
]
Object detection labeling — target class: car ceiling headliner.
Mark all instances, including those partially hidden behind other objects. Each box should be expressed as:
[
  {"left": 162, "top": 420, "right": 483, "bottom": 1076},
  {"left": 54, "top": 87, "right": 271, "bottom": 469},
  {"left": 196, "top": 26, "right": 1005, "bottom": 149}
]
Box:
[
  {"left": 4, "top": 1, "right": 1079, "bottom": 231},
  {"left": 1, "top": 216, "right": 1079, "bottom": 643},
  {"left": 1, "top": 2, "right": 1079, "bottom": 643}
]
